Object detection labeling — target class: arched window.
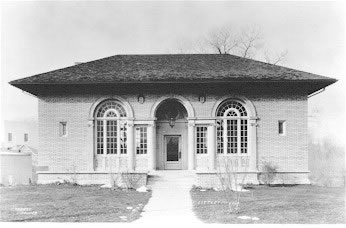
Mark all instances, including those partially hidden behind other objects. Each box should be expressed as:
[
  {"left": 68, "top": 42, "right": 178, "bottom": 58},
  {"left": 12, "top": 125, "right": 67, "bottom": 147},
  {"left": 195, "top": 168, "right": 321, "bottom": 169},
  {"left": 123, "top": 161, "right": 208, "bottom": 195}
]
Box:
[
  {"left": 95, "top": 100, "right": 127, "bottom": 155},
  {"left": 216, "top": 100, "right": 248, "bottom": 154}
]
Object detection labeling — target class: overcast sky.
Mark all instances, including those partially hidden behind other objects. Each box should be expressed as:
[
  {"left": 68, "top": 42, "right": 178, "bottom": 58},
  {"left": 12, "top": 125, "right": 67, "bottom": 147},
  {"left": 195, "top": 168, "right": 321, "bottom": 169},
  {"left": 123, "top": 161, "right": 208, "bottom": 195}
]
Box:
[{"left": 1, "top": 1, "right": 345, "bottom": 145}]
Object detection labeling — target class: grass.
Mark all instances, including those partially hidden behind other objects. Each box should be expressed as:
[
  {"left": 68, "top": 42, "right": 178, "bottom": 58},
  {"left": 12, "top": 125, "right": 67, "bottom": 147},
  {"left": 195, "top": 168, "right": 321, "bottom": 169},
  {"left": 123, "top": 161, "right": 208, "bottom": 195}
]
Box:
[
  {"left": 0, "top": 184, "right": 151, "bottom": 222},
  {"left": 191, "top": 185, "right": 345, "bottom": 224}
]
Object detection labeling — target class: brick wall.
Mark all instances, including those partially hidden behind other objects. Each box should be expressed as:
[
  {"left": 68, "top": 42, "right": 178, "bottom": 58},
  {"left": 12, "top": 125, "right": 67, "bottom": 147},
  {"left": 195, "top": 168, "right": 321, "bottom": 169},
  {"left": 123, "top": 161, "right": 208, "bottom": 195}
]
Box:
[
  {"left": 252, "top": 94, "right": 308, "bottom": 172},
  {"left": 37, "top": 92, "right": 308, "bottom": 184}
]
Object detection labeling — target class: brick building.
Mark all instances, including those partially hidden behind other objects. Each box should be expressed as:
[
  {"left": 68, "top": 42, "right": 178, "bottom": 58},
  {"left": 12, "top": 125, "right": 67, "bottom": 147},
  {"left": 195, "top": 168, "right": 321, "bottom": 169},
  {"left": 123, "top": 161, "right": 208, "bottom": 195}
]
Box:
[{"left": 9, "top": 54, "right": 336, "bottom": 186}]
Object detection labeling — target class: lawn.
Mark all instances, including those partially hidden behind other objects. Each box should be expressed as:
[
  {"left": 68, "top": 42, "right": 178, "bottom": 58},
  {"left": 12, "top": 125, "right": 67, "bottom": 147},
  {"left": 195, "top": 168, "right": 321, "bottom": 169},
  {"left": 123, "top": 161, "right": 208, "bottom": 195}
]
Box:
[
  {"left": 0, "top": 184, "right": 151, "bottom": 222},
  {"left": 191, "top": 185, "right": 345, "bottom": 224}
]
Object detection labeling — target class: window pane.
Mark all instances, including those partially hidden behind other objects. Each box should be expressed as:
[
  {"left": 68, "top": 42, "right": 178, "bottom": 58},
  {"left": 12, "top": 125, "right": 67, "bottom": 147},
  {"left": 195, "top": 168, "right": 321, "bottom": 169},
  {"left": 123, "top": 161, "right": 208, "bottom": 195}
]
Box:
[
  {"left": 96, "top": 100, "right": 127, "bottom": 117},
  {"left": 227, "top": 120, "right": 237, "bottom": 154},
  {"left": 167, "top": 136, "right": 179, "bottom": 161},
  {"left": 240, "top": 120, "right": 247, "bottom": 153},
  {"left": 216, "top": 100, "right": 247, "bottom": 117},
  {"left": 196, "top": 126, "right": 208, "bottom": 154},
  {"left": 106, "top": 120, "right": 117, "bottom": 154},
  {"left": 136, "top": 127, "right": 147, "bottom": 154},
  {"left": 24, "top": 133, "right": 29, "bottom": 142},
  {"left": 96, "top": 120, "right": 104, "bottom": 154}
]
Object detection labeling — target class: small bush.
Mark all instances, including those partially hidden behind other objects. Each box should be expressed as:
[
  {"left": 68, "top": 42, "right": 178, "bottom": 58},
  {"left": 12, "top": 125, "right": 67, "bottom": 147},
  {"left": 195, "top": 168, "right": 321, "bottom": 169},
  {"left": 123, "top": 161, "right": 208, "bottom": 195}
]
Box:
[
  {"left": 259, "top": 162, "right": 278, "bottom": 185},
  {"left": 191, "top": 185, "right": 202, "bottom": 191},
  {"left": 121, "top": 172, "right": 143, "bottom": 189}
]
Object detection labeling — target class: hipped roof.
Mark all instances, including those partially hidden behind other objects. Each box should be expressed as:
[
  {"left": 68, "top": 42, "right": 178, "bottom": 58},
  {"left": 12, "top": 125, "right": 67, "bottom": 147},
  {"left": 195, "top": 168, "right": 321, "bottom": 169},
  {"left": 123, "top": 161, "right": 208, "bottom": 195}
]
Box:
[{"left": 9, "top": 54, "right": 337, "bottom": 95}]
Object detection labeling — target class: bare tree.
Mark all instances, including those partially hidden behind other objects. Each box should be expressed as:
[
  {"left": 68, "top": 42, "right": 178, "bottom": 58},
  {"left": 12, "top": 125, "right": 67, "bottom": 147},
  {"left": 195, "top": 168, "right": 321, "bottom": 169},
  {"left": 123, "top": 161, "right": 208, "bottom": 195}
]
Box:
[
  {"left": 237, "top": 25, "right": 262, "bottom": 58},
  {"left": 207, "top": 27, "right": 239, "bottom": 54},
  {"left": 264, "top": 49, "right": 288, "bottom": 65},
  {"left": 173, "top": 24, "right": 288, "bottom": 64}
]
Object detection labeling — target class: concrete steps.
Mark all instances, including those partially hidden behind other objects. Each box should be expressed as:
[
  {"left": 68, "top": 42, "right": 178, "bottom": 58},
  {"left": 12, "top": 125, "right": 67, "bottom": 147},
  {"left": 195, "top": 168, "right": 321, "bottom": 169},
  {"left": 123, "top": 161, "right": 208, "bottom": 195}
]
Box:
[{"left": 147, "top": 170, "right": 197, "bottom": 189}]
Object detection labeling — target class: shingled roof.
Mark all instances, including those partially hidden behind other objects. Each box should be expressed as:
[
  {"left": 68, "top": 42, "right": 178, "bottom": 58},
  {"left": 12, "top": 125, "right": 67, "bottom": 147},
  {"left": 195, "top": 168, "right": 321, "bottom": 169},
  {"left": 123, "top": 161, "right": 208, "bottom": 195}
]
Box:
[{"left": 9, "top": 54, "right": 336, "bottom": 95}]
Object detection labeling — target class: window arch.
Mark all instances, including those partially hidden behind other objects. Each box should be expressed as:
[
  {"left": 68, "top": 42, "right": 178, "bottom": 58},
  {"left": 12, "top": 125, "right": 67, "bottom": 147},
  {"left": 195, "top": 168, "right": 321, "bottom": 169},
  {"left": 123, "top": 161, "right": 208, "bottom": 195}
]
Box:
[
  {"left": 95, "top": 100, "right": 127, "bottom": 155},
  {"left": 216, "top": 100, "right": 249, "bottom": 155}
]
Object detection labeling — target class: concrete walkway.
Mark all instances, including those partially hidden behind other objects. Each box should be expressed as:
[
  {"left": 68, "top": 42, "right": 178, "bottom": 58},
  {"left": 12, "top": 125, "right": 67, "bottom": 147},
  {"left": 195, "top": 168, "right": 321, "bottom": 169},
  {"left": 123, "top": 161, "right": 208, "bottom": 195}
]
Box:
[{"left": 134, "top": 170, "right": 202, "bottom": 224}]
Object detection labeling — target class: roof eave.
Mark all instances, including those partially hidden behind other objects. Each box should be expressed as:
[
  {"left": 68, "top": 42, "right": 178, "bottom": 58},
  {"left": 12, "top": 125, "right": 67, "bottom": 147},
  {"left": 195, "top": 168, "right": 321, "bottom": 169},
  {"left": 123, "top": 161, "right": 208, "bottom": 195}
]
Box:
[
  {"left": 9, "top": 78, "right": 337, "bottom": 97},
  {"left": 9, "top": 78, "right": 338, "bottom": 85}
]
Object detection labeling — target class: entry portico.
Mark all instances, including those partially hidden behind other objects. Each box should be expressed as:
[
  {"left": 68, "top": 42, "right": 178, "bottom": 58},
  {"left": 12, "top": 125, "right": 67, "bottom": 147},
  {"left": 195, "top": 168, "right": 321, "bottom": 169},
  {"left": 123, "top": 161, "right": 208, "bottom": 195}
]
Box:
[{"left": 150, "top": 95, "right": 196, "bottom": 171}]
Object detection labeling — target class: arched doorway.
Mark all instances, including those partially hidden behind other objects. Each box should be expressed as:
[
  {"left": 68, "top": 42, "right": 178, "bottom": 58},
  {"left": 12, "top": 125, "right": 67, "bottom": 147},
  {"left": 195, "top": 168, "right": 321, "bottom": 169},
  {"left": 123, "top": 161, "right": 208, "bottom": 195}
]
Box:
[{"left": 155, "top": 99, "right": 189, "bottom": 170}]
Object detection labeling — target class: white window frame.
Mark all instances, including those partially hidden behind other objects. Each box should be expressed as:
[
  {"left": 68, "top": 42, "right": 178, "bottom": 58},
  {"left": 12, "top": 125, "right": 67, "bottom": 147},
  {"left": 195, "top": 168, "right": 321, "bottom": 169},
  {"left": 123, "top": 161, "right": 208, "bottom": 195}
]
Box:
[
  {"left": 216, "top": 102, "right": 249, "bottom": 156},
  {"left": 196, "top": 125, "right": 208, "bottom": 155},
  {"left": 135, "top": 126, "right": 148, "bottom": 155},
  {"left": 95, "top": 101, "right": 128, "bottom": 156}
]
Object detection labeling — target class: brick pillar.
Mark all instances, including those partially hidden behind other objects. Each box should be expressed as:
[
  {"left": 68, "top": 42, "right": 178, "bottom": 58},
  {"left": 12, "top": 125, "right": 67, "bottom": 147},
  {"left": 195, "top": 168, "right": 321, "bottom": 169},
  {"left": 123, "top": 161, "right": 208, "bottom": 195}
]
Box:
[
  {"left": 208, "top": 123, "right": 216, "bottom": 170},
  {"left": 127, "top": 121, "right": 135, "bottom": 171},
  {"left": 188, "top": 121, "right": 195, "bottom": 170}
]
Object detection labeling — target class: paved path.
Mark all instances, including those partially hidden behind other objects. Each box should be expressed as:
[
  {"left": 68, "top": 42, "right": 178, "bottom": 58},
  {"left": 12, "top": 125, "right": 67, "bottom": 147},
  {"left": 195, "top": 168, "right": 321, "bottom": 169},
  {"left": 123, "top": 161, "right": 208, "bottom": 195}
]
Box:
[{"left": 134, "top": 170, "right": 202, "bottom": 224}]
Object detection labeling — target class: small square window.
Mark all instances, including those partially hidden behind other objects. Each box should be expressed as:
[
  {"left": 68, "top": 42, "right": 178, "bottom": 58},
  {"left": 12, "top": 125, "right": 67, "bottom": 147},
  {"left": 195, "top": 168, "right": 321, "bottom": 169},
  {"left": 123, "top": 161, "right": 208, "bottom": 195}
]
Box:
[
  {"left": 8, "top": 133, "right": 12, "bottom": 142},
  {"left": 59, "top": 122, "right": 67, "bottom": 136},
  {"left": 278, "top": 120, "right": 286, "bottom": 136},
  {"left": 24, "top": 133, "right": 29, "bottom": 142}
]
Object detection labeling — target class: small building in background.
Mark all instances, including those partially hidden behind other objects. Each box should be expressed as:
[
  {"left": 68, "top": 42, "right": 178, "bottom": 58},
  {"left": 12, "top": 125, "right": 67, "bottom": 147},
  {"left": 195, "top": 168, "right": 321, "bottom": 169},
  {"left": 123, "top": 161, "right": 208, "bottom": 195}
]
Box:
[
  {"left": 0, "top": 145, "right": 36, "bottom": 185},
  {"left": 1, "top": 121, "right": 38, "bottom": 185},
  {"left": 2, "top": 120, "right": 38, "bottom": 149}
]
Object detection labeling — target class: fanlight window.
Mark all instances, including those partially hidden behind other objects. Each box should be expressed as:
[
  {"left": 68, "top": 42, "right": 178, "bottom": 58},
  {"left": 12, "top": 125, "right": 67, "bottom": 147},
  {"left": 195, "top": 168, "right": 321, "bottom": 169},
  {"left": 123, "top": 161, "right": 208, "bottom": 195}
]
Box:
[
  {"left": 95, "top": 100, "right": 127, "bottom": 155},
  {"left": 216, "top": 100, "right": 248, "bottom": 154},
  {"left": 96, "top": 100, "right": 127, "bottom": 118},
  {"left": 217, "top": 100, "right": 247, "bottom": 117}
]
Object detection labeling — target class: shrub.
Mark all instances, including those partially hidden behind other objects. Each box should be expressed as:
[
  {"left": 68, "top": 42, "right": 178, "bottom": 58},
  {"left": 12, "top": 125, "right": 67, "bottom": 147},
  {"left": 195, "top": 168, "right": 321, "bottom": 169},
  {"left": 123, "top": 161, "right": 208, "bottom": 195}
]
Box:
[
  {"left": 121, "top": 172, "right": 143, "bottom": 189},
  {"left": 260, "top": 162, "right": 278, "bottom": 185},
  {"left": 216, "top": 157, "right": 249, "bottom": 214}
]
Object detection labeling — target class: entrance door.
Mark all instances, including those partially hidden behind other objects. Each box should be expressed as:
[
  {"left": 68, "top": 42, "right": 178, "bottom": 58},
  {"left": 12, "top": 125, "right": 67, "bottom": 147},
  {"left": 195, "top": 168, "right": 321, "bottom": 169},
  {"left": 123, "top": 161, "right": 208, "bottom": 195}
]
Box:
[{"left": 165, "top": 135, "right": 182, "bottom": 170}]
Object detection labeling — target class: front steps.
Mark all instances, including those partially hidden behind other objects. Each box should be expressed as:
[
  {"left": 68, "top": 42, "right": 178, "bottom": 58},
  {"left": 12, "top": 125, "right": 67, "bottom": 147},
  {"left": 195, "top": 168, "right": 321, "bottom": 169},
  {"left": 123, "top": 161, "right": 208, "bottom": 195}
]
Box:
[{"left": 147, "top": 170, "right": 197, "bottom": 189}]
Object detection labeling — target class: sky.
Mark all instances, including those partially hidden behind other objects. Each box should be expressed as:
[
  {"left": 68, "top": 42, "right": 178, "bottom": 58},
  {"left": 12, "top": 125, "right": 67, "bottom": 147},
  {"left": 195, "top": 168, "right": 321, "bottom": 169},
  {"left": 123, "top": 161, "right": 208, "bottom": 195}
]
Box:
[{"left": 1, "top": 0, "right": 345, "bottom": 145}]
